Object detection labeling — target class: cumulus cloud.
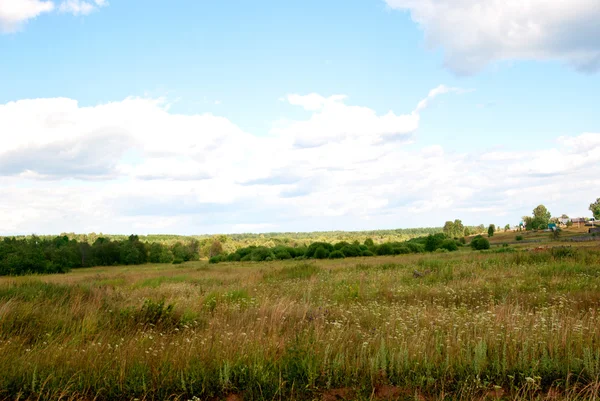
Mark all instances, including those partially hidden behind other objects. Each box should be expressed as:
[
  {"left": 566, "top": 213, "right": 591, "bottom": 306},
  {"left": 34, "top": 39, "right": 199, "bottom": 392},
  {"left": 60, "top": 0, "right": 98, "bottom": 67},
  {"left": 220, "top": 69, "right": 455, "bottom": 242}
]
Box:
[
  {"left": 0, "top": 0, "right": 54, "bottom": 32},
  {"left": 1, "top": 90, "right": 599, "bottom": 235},
  {"left": 386, "top": 0, "right": 600, "bottom": 74},
  {"left": 58, "top": 0, "right": 107, "bottom": 16},
  {"left": 0, "top": 0, "right": 107, "bottom": 33}
]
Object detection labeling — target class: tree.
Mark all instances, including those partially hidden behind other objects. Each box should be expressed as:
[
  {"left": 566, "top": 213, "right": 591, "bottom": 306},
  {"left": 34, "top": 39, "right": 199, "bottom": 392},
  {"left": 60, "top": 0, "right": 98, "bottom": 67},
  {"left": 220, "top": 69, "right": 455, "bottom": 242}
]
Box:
[
  {"left": 504, "top": 224, "right": 510, "bottom": 232},
  {"left": 590, "top": 198, "right": 600, "bottom": 220},
  {"left": 488, "top": 224, "right": 495, "bottom": 237},
  {"left": 209, "top": 240, "right": 224, "bottom": 258},
  {"left": 522, "top": 216, "right": 533, "bottom": 230},
  {"left": 453, "top": 219, "right": 465, "bottom": 237},
  {"left": 443, "top": 221, "right": 455, "bottom": 237},
  {"left": 531, "top": 204, "right": 552, "bottom": 230}
]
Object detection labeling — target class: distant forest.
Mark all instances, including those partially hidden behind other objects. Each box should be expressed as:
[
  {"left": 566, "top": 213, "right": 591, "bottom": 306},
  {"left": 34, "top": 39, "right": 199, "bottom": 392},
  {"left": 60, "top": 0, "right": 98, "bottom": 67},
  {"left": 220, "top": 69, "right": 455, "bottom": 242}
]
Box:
[{"left": 0, "top": 226, "right": 488, "bottom": 276}]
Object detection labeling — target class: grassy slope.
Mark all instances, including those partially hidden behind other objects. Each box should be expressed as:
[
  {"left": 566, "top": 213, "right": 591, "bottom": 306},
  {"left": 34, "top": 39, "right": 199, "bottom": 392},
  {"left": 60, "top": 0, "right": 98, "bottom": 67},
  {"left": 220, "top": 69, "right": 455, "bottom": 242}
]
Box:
[{"left": 1, "top": 245, "right": 600, "bottom": 400}]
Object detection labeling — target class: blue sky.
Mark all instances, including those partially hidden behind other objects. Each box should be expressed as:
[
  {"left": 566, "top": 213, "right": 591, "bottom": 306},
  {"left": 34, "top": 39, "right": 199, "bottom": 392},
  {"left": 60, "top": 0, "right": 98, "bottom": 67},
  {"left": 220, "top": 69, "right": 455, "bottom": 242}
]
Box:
[{"left": 1, "top": 0, "right": 599, "bottom": 235}]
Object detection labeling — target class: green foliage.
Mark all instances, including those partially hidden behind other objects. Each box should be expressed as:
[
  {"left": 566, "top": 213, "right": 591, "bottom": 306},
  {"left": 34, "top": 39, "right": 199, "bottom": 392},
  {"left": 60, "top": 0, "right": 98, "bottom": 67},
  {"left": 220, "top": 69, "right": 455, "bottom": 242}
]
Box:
[
  {"left": 328, "top": 250, "right": 345, "bottom": 259},
  {"left": 305, "top": 242, "right": 334, "bottom": 258},
  {"left": 470, "top": 235, "right": 490, "bottom": 250},
  {"left": 313, "top": 246, "right": 330, "bottom": 259},
  {"left": 376, "top": 243, "right": 394, "bottom": 255},
  {"left": 488, "top": 224, "right": 495, "bottom": 237},
  {"left": 550, "top": 246, "right": 578, "bottom": 259},
  {"left": 0, "top": 235, "right": 202, "bottom": 276},
  {"left": 208, "top": 256, "right": 222, "bottom": 264},
  {"left": 443, "top": 219, "right": 465, "bottom": 238},
  {"left": 424, "top": 233, "right": 447, "bottom": 252},
  {"left": 590, "top": 198, "right": 600, "bottom": 220},
  {"left": 440, "top": 239, "right": 458, "bottom": 252},
  {"left": 516, "top": 235, "right": 524, "bottom": 241},
  {"left": 524, "top": 204, "right": 552, "bottom": 230}
]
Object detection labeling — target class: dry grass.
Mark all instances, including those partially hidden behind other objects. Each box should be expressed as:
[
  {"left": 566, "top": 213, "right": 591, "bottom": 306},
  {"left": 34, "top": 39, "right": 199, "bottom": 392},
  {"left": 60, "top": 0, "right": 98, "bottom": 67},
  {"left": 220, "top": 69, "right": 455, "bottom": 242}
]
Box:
[{"left": 1, "top": 247, "right": 600, "bottom": 400}]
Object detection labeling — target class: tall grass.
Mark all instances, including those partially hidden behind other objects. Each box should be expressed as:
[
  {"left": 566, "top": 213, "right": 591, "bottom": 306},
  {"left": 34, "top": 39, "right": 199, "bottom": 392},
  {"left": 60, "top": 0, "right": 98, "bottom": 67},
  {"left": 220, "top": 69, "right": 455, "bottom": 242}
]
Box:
[{"left": 0, "top": 249, "right": 599, "bottom": 400}]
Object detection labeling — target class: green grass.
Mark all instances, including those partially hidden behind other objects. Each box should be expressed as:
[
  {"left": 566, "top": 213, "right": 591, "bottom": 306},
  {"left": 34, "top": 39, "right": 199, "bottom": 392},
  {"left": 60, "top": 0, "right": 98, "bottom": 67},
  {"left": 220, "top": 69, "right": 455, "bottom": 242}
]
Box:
[{"left": 0, "top": 247, "right": 600, "bottom": 400}]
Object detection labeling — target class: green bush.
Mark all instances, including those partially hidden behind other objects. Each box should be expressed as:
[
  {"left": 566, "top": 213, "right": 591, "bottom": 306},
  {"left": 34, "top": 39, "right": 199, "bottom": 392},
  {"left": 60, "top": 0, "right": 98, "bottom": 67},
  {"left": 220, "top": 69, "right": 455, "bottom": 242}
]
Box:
[
  {"left": 329, "top": 250, "right": 345, "bottom": 259},
  {"left": 376, "top": 243, "right": 394, "bottom": 255},
  {"left": 425, "top": 233, "right": 447, "bottom": 252},
  {"left": 305, "top": 242, "right": 334, "bottom": 258},
  {"left": 274, "top": 250, "right": 292, "bottom": 260},
  {"left": 314, "top": 246, "right": 330, "bottom": 259},
  {"left": 440, "top": 239, "right": 458, "bottom": 252},
  {"left": 470, "top": 235, "right": 490, "bottom": 250},
  {"left": 226, "top": 253, "right": 241, "bottom": 262},
  {"left": 340, "top": 245, "right": 361, "bottom": 257},
  {"left": 361, "top": 250, "right": 375, "bottom": 257},
  {"left": 394, "top": 246, "right": 411, "bottom": 255},
  {"left": 208, "top": 256, "right": 221, "bottom": 264},
  {"left": 516, "top": 235, "right": 524, "bottom": 241}
]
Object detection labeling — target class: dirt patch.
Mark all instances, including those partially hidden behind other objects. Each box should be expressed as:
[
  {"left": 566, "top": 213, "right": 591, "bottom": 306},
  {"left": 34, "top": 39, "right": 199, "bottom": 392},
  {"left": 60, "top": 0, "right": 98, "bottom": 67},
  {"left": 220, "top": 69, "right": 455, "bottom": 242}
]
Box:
[
  {"left": 322, "top": 388, "right": 355, "bottom": 401},
  {"left": 225, "top": 394, "right": 243, "bottom": 401},
  {"left": 374, "top": 385, "right": 409, "bottom": 400}
]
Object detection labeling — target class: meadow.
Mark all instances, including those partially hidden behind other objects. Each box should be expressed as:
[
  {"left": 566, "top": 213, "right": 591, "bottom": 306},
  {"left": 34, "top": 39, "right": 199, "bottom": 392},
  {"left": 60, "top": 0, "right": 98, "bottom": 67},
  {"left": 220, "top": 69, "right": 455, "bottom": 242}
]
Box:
[{"left": 1, "top": 243, "right": 600, "bottom": 400}]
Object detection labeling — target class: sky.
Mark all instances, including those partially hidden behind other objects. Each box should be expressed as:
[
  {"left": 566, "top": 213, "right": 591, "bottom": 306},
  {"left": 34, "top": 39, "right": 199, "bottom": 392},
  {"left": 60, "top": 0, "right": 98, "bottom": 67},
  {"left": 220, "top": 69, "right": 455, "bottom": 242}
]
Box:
[{"left": 1, "top": 0, "right": 599, "bottom": 235}]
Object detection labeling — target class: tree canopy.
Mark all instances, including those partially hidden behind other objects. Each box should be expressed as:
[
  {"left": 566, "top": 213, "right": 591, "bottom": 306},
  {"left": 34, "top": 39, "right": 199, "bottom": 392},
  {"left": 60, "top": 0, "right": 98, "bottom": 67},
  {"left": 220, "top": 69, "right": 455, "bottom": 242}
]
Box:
[{"left": 590, "top": 198, "right": 600, "bottom": 220}]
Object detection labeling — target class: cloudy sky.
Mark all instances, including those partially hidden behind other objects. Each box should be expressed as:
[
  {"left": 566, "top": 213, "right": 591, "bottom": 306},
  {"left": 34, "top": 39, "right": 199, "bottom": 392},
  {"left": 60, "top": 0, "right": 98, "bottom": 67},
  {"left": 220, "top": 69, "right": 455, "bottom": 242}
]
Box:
[{"left": 1, "top": 0, "right": 599, "bottom": 235}]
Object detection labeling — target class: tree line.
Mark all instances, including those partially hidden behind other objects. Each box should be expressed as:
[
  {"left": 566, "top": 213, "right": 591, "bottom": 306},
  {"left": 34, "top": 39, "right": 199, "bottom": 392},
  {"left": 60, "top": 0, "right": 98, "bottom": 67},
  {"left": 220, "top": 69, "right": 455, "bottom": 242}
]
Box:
[
  {"left": 208, "top": 233, "right": 467, "bottom": 264},
  {"left": 0, "top": 235, "right": 199, "bottom": 276}
]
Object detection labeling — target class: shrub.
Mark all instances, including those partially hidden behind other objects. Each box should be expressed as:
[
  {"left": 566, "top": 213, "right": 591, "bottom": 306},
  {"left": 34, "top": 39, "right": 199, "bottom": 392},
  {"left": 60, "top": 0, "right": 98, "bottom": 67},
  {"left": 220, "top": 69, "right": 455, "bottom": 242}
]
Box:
[
  {"left": 340, "top": 245, "right": 361, "bottom": 258},
  {"left": 406, "top": 243, "right": 425, "bottom": 253},
  {"left": 516, "top": 235, "right": 524, "bottom": 241},
  {"left": 314, "top": 246, "right": 330, "bottom": 259},
  {"left": 329, "top": 250, "right": 345, "bottom": 259},
  {"left": 208, "top": 256, "right": 221, "bottom": 264},
  {"left": 305, "top": 242, "right": 334, "bottom": 258},
  {"left": 551, "top": 246, "right": 578, "bottom": 259},
  {"left": 334, "top": 241, "right": 351, "bottom": 251},
  {"left": 361, "top": 250, "right": 375, "bottom": 257},
  {"left": 440, "top": 239, "right": 458, "bottom": 252},
  {"left": 226, "top": 253, "right": 241, "bottom": 262},
  {"left": 425, "top": 233, "right": 446, "bottom": 252},
  {"left": 250, "top": 247, "right": 274, "bottom": 262},
  {"left": 394, "top": 246, "right": 411, "bottom": 255},
  {"left": 274, "top": 250, "right": 292, "bottom": 260},
  {"left": 376, "top": 243, "right": 395, "bottom": 255},
  {"left": 470, "top": 235, "right": 490, "bottom": 250},
  {"left": 172, "top": 258, "right": 184, "bottom": 265}
]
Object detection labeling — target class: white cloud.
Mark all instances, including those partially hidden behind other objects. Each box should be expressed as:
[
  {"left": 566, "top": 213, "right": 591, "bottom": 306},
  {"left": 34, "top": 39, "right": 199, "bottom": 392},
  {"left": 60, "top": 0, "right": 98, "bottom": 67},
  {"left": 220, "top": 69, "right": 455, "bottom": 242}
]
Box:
[
  {"left": 0, "top": 0, "right": 107, "bottom": 33},
  {"left": 0, "top": 0, "right": 54, "bottom": 32},
  {"left": 58, "top": 0, "right": 107, "bottom": 16},
  {"left": 386, "top": 0, "right": 600, "bottom": 74},
  {"left": 1, "top": 90, "right": 599, "bottom": 235}
]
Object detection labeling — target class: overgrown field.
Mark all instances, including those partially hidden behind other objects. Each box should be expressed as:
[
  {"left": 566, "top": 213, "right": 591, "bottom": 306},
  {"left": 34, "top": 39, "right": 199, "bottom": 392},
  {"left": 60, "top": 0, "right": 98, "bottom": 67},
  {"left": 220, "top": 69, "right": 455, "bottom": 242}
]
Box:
[{"left": 1, "top": 247, "right": 600, "bottom": 400}]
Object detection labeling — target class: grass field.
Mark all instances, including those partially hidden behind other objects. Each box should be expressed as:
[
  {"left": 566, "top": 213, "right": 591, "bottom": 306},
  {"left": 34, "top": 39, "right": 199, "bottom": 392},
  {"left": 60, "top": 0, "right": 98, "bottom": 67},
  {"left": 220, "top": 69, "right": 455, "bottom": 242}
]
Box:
[{"left": 1, "top": 242, "right": 600, "bottom": 400}]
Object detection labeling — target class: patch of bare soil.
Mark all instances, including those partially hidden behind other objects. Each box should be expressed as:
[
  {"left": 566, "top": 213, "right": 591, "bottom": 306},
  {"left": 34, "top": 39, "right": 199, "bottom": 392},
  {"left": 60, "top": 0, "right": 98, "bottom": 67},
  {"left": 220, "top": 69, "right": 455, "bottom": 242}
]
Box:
[{"left": 321, "top": 388, "right": 355, "bottom": 401}]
